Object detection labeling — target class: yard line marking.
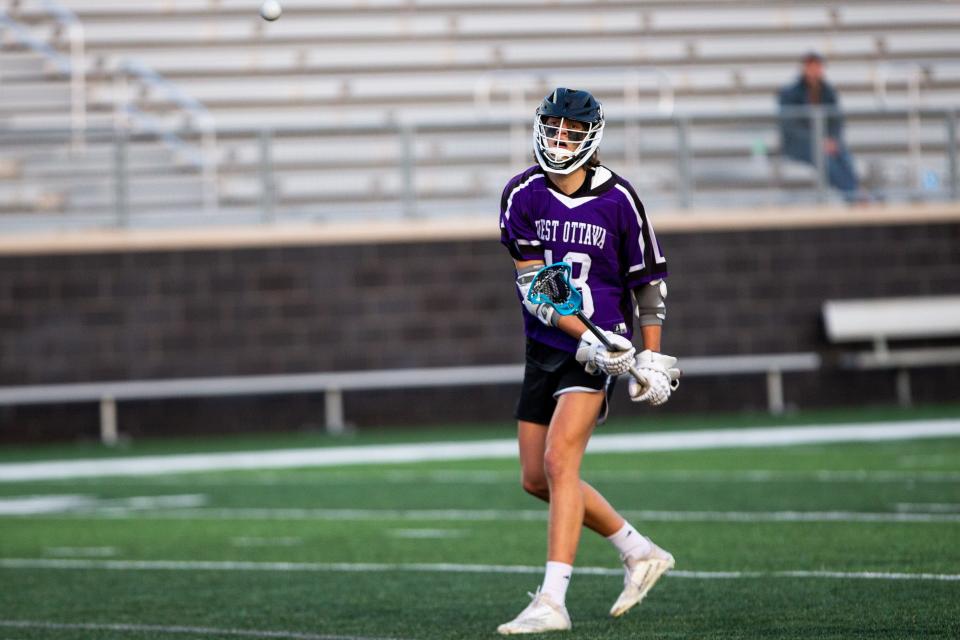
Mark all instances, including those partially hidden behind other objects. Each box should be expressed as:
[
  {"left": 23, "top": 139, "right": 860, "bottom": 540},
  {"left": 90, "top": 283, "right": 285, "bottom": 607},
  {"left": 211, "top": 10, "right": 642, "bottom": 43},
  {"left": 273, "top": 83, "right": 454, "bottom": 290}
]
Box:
[
  {"left": 1, "top": 418, "right": 958, "bottom": 482},
  {"left": 0, "top": 620, "right": 405, "bottom": 640},
  {"left": 230, "top": 537, "right": 302, "bottom": 548},
  {"left": 0, "top": 494, "right": 206, "bottom": 516},
  {"left": 0, "top": 495, "right": 94, "bottom": 515},
  {"left": 622, "top": 510, "right": 960, "bottom": 523},
  {"left": 387, "top": 529, "right": 466, "bottom": 539},
  {"left": 1, "top": 558, "right": 958, "bottom": 582},
  {"left": 114, "top": 469, "right": 960, "bottom": 486},
  {"left": 103, "top": 494, "right": 207, "bottom": 510},
  {"left": 21, "top": 507, "right": 960, "bottom": 524},
  {"left": 895, "top": 503, "right": 960, "bottom": 513},
  {"left": 44, "top": 546, "right": 118, "bottom": 558},
  {"left": 897, "top": 453, "right": 952, "bottom": 466},
  {"left": 384, "top": 470, "right": 507, "bottom": 483},
  {"left": 768, "top": 570, "right": 960, "bottom": 581},
  {"left": 598, "top": 469, "right": 960, "bottom": 483}
]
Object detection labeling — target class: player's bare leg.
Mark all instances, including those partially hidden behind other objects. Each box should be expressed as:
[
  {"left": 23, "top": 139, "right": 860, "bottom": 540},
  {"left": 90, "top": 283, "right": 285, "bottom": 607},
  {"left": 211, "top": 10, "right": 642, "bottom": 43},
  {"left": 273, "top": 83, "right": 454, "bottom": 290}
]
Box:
[
  {"left": 542, "top": 391, "right": 604, "bottom": 564},
  {"left": 519, "top": 420, "right": 624, "bottom": 537},
  {"left": 499, "top": 391, "right": 601, "bottom": 635},
  {"left": 517, "top": 395, "right": 674, "bottom": 621}
]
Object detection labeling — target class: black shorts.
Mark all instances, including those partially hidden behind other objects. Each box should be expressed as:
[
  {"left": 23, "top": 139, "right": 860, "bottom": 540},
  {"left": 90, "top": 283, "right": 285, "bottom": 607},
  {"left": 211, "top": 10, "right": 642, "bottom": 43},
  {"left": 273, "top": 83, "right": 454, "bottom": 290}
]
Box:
[{"left": 514, "top": 338, "right": 616, "bottom": 426}]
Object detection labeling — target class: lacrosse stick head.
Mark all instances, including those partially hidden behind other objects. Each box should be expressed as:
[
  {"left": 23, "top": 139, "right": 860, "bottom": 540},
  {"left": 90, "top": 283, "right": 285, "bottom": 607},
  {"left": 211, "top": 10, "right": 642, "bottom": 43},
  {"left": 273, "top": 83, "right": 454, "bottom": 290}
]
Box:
[{"left": 526, "top": 262, "right": 582, "bottom": 316}]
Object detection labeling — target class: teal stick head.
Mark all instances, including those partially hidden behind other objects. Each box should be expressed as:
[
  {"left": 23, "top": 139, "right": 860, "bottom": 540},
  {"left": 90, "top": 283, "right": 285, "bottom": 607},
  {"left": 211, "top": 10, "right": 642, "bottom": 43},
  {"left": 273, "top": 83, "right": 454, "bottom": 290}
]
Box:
[{"left": 526, "top": 262, "right": 582, "bottom": 316}]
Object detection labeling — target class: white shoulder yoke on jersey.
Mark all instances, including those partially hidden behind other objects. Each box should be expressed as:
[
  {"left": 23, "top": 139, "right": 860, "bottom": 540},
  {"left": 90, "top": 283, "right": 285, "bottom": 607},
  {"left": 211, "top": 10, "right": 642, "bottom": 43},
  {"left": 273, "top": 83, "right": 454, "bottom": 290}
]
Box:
[{"left": 591, "top": 166, "right": 613, "bottom": 189}]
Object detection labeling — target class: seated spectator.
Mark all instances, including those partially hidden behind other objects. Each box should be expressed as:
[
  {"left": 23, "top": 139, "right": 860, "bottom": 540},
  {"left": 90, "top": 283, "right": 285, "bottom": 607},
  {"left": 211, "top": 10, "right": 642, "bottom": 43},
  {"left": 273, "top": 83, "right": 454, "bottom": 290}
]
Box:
[{"left": 778, "top": 52, "right": 862, "bottom": 202}]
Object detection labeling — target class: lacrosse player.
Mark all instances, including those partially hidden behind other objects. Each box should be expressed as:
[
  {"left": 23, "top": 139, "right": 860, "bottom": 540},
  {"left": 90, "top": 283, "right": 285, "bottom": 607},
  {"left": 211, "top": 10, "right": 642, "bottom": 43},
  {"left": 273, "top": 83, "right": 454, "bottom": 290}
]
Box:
[{"left": 497, "top": 88, "right": 679, "bottom": 634}]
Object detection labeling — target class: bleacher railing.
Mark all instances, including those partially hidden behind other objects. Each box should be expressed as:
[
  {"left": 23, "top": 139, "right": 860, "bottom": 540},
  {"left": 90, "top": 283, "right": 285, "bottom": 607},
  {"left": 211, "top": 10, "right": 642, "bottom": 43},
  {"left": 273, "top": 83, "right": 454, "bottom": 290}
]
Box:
[
  {"left": 0, "top": 106, "right": 957, "bottom": 230},
  {"left": 0, "top": 2, "right": 85, "bottom": 151},
  {"left": 113, "top": 59, "right": 219, "bottom": 214}
]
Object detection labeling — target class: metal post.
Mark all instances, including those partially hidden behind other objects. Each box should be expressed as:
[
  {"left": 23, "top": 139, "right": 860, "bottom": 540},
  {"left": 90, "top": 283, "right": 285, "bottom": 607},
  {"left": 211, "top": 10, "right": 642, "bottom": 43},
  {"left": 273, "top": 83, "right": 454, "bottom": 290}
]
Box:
[
  {"left": 766, "top": 370, "right": 785, "bottom": 415},
  {"left": 947, "top": 110, "right": 958, "bottom": 200},
  {"left": 113, "top": 129, "right": 129, "bottom": 227},
  {"left": 68, "top": 21, "right": 87, "bottom": 154},
  {"left": 811, "top": 106, "right": 828, "bottom": 203},
  {"left": 399, "top": 124, "right": 416, "bottom": 218},
  {"left": 907, "top": 69, "right": 923, "bottom": 193},
  {"left": 259, "top": 128, "right": 275, "bottom": 222},
  {"left": 99, "top": 396, "right": 118, "bottom": 446},
  {"left": 656, "top": 69, "right": 675, "bottom": 116},
  {"left": 509, "top": 84, "right": 526, "bottom": 168},
  {"left": 200, "top": 124, "right": 219, "bottom": 214},
  {"left": 895, "top": 369, "right": 913, "bottom": 408},
  {"left": 623, "top": 74, "right": 641, "bottom": 177},
  {"left": 324, "top": 388, "right": 345, "bottom": 435},
  {"left": 675, "top": 117, "right": 692, "bottom": 209}
]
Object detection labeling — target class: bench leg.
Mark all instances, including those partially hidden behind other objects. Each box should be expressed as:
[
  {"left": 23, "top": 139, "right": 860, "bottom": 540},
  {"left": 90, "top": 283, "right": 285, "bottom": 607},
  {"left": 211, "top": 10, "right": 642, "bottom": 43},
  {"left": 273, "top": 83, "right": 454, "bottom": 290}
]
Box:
[
  {"left": 324, "top": 388, "right": 346, "bottom": 435},
  {"left": 99, "top": 396, "right": 118, "bottom": 446},
  {"left": 895, "top": 369, "right": 913, "bottom": 408},
  {"left": 766, "top": 370, "right": 785, "bottom": 415}
]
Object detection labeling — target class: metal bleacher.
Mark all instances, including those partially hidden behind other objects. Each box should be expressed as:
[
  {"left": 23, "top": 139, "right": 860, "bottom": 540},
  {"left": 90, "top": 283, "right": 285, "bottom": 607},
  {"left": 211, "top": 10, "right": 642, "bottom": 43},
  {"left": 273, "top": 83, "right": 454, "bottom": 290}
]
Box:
[
  {"left": 1, "top": 0, "right": 959, "bottom": 225},
  {"left": 1, "top": 1, "right": 957, "bottom": 437}
]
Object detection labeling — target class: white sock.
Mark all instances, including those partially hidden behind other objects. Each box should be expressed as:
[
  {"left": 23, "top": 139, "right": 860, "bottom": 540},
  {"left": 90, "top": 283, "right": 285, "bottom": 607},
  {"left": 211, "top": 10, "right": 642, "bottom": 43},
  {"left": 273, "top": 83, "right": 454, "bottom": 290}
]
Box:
[
  {"left": 606, "top": 522, "right": 653, "bottom": 559},
  {"left": 541, "top": 561, "right": 572, "bottom": 606}
]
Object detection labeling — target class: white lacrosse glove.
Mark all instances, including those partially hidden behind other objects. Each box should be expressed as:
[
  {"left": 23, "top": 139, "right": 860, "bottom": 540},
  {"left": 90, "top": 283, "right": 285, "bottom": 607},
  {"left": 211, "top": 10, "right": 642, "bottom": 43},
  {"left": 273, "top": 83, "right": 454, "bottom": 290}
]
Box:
[
  {"left": 515, "top": 268, "right": 558, "bottom": 327},
  {"left": 628, "top": 350, "right": 682, "bottom": 406},
  {"left": 575, "top": 330, "right": 636, "bottom": 376}
]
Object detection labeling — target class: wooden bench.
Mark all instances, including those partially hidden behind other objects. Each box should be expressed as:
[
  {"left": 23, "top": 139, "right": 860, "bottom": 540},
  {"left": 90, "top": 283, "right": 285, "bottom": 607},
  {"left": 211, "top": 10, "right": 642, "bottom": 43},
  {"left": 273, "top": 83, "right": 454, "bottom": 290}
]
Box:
[
  {"left": 0, "top": 352, "right": 820, "bottom": 445},
  {"left": 822, "top": 295, "right": 960, "bottom": 406}
]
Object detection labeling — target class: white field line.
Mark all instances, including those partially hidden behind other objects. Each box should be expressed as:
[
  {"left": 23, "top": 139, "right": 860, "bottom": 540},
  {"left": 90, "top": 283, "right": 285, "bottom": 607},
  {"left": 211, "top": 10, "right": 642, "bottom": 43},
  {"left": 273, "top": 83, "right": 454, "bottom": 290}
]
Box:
[
  {"left": 387, "top": 529, "right": 466, "bottom": 539},
  {"left": 17, "top": 506, "right": 960, "bottom": 524},
  {"left": 44, "top": 546, "right": 118, "bottom": 558},
  {"left": 895, "top": 503, "right": 960, "bottom": 513},
  {"left": 0, "top": 494, "right": 205, "bottom": 515},
  {"left": 124, "top": 469, "right": 960, "bottom": 486},
  {"left": 0, "top": 494, "right": 94, "bottom": 515},
  {"left": 1, "top": 558, "right": 958, "bottom": 582},
  {"left": 2, "top": 419, "right": 959, "bottom": 482},
  {"left": 230, "top": 537, "right": 303, "bottom": 548},
  {"left": 0, "top": 620, "right": 405, "bottom": 640}
]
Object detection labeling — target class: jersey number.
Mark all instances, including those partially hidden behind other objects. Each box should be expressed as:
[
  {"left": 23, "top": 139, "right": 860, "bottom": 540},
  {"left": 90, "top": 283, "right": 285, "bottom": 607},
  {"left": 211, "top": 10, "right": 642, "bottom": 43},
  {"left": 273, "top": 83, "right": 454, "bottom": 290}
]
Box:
[{"left": 544, "top": 250, "right": 594, "bottom": 318}]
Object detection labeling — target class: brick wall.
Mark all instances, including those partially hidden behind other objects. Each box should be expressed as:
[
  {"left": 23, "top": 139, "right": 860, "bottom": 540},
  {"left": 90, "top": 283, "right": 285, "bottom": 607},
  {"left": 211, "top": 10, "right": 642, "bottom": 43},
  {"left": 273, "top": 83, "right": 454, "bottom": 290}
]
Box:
[{"left": 1, "top": 219, "right": 958, "bottom": 441}]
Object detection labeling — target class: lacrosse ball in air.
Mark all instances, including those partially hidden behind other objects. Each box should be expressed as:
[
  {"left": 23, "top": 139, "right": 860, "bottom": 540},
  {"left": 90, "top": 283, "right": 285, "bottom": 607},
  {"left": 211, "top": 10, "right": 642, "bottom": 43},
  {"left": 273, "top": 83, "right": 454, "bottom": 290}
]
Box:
[{"left": 260, "top": 0, "right": 282, "bottom": 21}]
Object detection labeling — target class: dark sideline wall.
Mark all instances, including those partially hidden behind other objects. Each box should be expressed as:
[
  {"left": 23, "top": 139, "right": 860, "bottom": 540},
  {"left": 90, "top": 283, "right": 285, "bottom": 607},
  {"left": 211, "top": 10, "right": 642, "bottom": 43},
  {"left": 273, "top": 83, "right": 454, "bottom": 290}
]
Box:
[{"left": 1, "top": 214, "right": 958, "bottom": 442}]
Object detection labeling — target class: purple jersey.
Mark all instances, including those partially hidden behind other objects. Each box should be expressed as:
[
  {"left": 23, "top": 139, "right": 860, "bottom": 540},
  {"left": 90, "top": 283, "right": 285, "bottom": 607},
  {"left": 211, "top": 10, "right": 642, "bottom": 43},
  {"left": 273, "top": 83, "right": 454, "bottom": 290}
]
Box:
[{"left": 500, "top": 165, "right": 668, "bottom": 353}]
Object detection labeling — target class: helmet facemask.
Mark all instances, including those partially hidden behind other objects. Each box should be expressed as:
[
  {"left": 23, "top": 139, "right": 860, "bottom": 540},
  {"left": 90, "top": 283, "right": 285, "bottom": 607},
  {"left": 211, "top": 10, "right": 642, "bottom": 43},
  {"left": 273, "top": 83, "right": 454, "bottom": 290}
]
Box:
[
  {"left": 532, "top": 88, "right": 606, "bottom": 175},
  {"left": 533, "top": 114, "right": 604, "bottom": 175}
]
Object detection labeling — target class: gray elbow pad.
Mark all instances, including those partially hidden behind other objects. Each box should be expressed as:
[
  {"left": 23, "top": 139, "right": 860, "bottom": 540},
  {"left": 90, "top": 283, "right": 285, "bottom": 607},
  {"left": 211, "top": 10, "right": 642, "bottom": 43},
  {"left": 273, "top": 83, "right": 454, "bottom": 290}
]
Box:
[{"left": 634, "top": 279, "right": 667, "bottom": 326}]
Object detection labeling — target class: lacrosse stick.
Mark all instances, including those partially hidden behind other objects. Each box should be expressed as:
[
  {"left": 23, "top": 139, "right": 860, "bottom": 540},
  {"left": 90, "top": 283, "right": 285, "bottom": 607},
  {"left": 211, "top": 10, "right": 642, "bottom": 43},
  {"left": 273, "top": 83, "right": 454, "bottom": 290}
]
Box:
[{"left": 526, "top": 262, "right": 647, "bottom": 386}]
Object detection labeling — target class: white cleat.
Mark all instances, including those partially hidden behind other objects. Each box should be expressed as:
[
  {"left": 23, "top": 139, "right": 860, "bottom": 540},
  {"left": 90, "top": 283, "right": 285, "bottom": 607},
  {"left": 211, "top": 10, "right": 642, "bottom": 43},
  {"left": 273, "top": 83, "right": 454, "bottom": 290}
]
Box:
[
  {"left": 497, "top": 589, "right": 572, "bottom": 635},
  {"left": 609, "top": 539, "right": 675, "bottom": 618}
]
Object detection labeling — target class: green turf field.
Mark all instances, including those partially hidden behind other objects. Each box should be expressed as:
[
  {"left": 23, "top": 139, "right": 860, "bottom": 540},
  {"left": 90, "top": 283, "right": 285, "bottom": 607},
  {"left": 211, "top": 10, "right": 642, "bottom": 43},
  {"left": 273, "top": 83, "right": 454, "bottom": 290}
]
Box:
[{"left": 1, "top": 414, "right": 959, "bottom": 639}]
